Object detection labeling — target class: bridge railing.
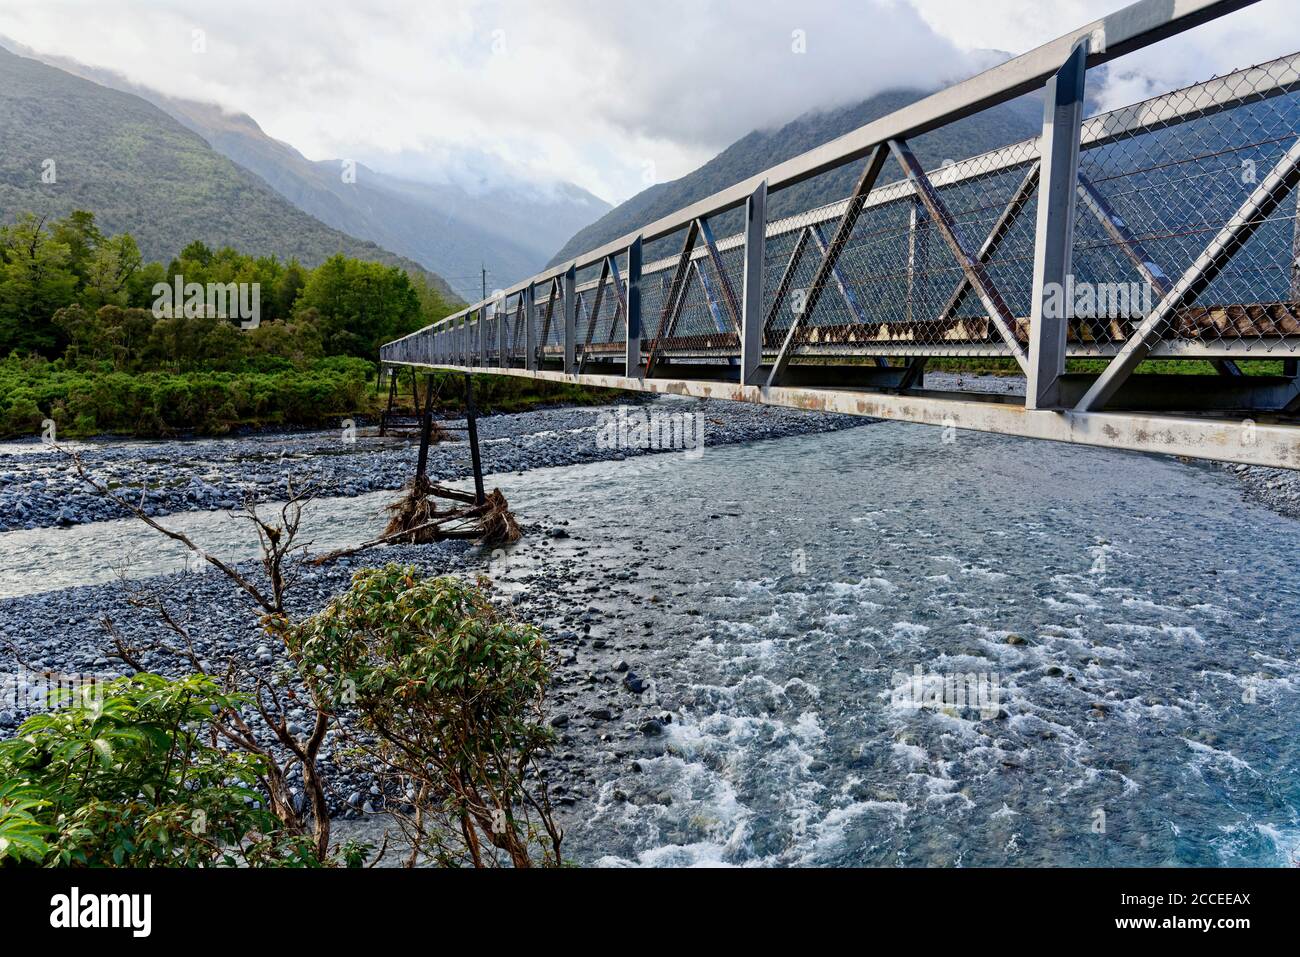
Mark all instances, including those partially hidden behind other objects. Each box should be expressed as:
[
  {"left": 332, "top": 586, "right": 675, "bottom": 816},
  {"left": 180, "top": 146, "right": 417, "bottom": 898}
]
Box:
[{"left": 384, "top": 0, "right": 1300, "bottom": 418}]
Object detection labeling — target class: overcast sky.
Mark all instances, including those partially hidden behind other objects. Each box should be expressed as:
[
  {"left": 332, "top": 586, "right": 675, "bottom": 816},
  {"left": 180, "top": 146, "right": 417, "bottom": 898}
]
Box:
[{"left": 1, "top": 0, "right": 1297, "bottom": 203}]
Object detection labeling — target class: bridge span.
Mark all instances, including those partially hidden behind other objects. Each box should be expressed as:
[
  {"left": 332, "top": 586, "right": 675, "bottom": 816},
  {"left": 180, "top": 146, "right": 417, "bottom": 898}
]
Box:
[{"left": 382, "top": 0, "right": 1300, "bottom": 470}]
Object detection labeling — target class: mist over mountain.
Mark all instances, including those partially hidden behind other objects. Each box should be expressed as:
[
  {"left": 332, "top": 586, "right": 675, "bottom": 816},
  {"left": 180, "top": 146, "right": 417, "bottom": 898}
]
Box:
[
  {"left": 4, "top": 40, "right": 610, "bottom": 303},
  {"left": 0, "top": 45, "right": 457, "bottom": 299},
  {"left": 549, "top": 88, "right": 1044, "bottom": 267}
]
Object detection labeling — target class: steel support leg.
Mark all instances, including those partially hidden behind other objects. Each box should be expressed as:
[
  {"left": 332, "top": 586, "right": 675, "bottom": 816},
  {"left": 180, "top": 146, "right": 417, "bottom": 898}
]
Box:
[{"left": 464, "top": 374, "right": 485, "bottom": 506}]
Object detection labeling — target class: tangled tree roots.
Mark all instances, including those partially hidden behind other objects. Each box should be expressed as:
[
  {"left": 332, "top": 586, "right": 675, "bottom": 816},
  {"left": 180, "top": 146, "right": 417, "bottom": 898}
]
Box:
[
  {"left": 476, "top": 488, "right": 522, "bottom": 546},
  {"left": 383, "top": 476, "right": 520, "bottom": 547},
  {"left": 311, "top": 476, "right": 521, "bottom": 565},
  {"left": 382, "top": 475, "right": 445, "bottom": 541}
]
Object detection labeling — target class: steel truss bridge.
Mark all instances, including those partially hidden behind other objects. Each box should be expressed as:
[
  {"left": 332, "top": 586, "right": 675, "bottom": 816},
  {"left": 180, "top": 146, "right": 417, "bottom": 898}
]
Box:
[{"left": 382, "top": 0, "right": 1300, "bottom": 470}]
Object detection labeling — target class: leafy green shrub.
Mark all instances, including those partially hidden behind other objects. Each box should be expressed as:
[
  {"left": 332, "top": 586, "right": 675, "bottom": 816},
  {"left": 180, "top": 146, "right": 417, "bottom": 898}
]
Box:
[
  {"left": 0, "top": 355, "right": 381, "bottom": 438},
  {"left": 0, "top": 674, "right": 329, "bottom": 867},
  {"left": 290, "top": 566, "right": 563, "bottom": 867}
]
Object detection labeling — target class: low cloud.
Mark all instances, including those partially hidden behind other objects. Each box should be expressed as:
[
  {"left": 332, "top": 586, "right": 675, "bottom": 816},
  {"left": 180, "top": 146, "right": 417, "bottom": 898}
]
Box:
[{"left": 1, "top": 0, "right": 1295, "bottom": 203}]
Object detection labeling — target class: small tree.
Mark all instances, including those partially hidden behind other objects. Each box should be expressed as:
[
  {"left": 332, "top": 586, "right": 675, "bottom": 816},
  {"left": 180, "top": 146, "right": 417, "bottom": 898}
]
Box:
[
  {"left": 291, "top": 565, "right": 563, "bottom": 867},
  {"left": 70, "top": 452, "right": 336, "bottom": 859}
]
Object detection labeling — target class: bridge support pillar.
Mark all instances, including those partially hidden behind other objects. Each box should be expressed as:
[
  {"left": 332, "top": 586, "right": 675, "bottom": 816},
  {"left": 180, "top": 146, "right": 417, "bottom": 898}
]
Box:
[
  {"left": 1027, "top": 38, "right": 1087, "bottom": 410},
  {"left": 464, "top": 374, "right": 485, "bottom": 506}
]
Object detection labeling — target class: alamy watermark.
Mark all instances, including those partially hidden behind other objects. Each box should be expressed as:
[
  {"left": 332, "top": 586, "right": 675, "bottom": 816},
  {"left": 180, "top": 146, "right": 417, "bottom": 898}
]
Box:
[
  {"left": 890, "top": 664, "right": 1002, "bottom": 719},
  {"left": 151, "top": 275, "right": 261, "bottom": 329},
  {"left": 1042, "top": 276, "right": 1154, "bottom": 320},
  {"left": 595, "top": 405, "right": 706, "bottom": 460}
]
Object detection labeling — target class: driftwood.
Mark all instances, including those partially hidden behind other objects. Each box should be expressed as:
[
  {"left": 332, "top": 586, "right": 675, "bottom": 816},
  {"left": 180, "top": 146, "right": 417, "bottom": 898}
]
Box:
[{"left": 311, "top": 476, "right": 520, "bottom": 566}]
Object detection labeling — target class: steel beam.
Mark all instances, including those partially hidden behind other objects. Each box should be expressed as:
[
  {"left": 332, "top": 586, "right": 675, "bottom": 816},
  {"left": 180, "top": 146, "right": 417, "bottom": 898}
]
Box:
[
  {"left": 698, "top": 216, "right": 741, "bottom": 334},
  {"left": 563, "top": 265, "right": 577, "bottom": 374},
  {"left": 525, "top": 284, "right": 536, "bottom": 371},
  {"left": 765, "top": 226, "right": 811, "bottom": 332},
  {"left": 809, "top": 224, "right": 888, "bottom": 369},
  {"left": 1027, "top": 39, "right": 1088, "bottom": 410},
  {"left": 539, "top": 278, "right": 559, "bottom": 355},
  {"left": 498, "top": 297, "right": 508, "bottom": 367},
  {"left": 644, "top": 220, "right": 701, "bottom": 377},
  {"left": 579, "top": 257, "right": 611, "bottom": 374}
]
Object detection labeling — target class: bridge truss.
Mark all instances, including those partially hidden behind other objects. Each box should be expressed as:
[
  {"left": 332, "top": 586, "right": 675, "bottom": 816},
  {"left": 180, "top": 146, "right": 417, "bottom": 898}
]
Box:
[{"left": 381, "top": 0, "right": 1300, "bottom": 470}]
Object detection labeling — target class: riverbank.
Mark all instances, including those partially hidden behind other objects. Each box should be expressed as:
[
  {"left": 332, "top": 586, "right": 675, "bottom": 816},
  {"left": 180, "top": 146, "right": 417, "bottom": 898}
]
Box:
[
  {"left": 0, "top": 528, "right": 659, "bottom": 830},
  {"left": 0, "top": 397, "right": 866, "bottom": 532}
]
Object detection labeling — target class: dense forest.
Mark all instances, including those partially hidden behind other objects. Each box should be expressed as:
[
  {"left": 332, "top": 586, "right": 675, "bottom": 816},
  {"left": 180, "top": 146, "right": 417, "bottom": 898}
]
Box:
[{"left": 0, "top": 209, "right": 462, "bottom": 437}]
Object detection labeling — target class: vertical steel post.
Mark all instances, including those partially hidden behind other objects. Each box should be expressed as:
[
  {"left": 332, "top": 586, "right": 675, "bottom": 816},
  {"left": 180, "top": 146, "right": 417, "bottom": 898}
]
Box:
[
  {"left": 525, "top": 284, "right": 537, "bottom": 371},
  {"left": 416, "top": 375, "right": 433, "bottom": 480},
  {"left": 741, "top": 181, "right": 768, "bottom": 386},
  {"left": 626, "top": 238, "right": 643, "bottom": 377},
  {"left": 498, "top": 297, "right": 507, "bottom": 367},
  {"left": 563, "top": 265, "right": 577, "bottom": 374},
  {"left": 1027, "top": 38, "right": 1087, "bottom": 410},
  {"left": 464, "top": 374, "right": 485, "bottom": 506},
  {"left": 478, "top": 306, "right": 487, "bottom": 367}
]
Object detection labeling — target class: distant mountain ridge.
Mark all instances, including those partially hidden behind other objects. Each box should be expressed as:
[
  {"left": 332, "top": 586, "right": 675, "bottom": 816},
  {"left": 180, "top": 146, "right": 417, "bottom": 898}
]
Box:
[
  {"left": 4, "top": 40, "right": 611, "bottom": 302},
  {"left": 550, "top": 89, "right": 1044, "bottom": 267},
  {"left": 0, "top": 45, "right": 457, "bottom": 299}
]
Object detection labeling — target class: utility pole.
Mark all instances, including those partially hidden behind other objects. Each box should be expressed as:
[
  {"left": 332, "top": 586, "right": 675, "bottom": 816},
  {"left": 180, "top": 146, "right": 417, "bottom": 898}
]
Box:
[{"left": 481, "top": 265, "right": 487, "bottom": 302}]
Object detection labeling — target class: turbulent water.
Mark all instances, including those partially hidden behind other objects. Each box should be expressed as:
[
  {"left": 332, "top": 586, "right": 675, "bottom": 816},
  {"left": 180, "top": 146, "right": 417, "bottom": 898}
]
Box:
[{"left": 3, "top": 421, "right": 1298, "bottom": 866}]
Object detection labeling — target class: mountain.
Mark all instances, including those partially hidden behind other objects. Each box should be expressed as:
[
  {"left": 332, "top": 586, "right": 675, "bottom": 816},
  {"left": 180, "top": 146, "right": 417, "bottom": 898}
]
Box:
[
  {"left": 0, "top": 46, "right": 457, "bottom": 300},
  {"left": 550, "top": 89, "right": 1044, "bottom": 267},
  {"left": 4, "top": 41, "right": 610, "bottom": 302}
]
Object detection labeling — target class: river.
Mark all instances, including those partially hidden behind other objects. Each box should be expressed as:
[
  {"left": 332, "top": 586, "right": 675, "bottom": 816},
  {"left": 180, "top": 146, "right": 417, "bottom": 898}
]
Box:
[{"left": 2, "top": 420, "right": 1297, "bottom": 866}]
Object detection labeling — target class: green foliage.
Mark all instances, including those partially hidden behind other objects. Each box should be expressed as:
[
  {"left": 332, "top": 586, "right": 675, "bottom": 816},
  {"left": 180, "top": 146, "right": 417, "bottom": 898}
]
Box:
[
  {"left": 0, "top": 208, "right": 458, "bottom": 361},
  {"left": 0, "top": 674, "right": 323, "bottom": 867},
  {"left": 296, "top": 254, "right": 425, "bottom": 358},
  {"left": 290, "top": 566, "right": 562, "bottom": 867},
  {"left": 0, "top": 206, "right": 613, "bottom": 436},
  {"left": 0, "top": 354, "right": 378, "bottom": 438}
]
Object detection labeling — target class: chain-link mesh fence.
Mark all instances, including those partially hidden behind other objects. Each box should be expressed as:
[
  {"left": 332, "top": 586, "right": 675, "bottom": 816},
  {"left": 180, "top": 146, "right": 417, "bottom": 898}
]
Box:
[
  {"left": 393, "top": 50, "right": 1300, "bottom": 377},
  {"left": 1074, "top": 53, "right": 1300, "bottom": 355}
]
